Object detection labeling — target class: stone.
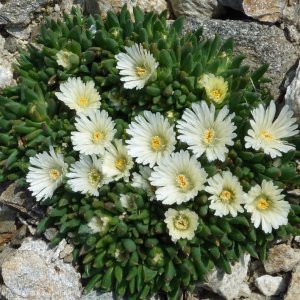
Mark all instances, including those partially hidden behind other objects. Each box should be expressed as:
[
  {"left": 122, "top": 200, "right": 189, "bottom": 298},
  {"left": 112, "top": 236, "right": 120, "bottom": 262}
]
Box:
[
  {"left": 294, "top": 236, "right": 300, "bottom": 244},
  {"left": 0, "top": 182, "right": 44, "bottom": 220},
  {"left": 169, "top": 0, "right": 224, "bottom": 18},
  {"left": 0, "top": 245, "right": 16, "bottom": 269},
  {"left": 0, "top": 0, "right": 51, "bottom": 26},
  {"left": 0, "top": 66, "right": 13, "bottom": 88},
  {"left": 184, "top": 17, "right": 298, "bottom": 99},
  {"left": 84, "top": 0, "right": 168, "bottom": 17},
  {"left": 6, "top": 26, "right": 32, "bottom": 40},
  {"left": 218, "top": 0, "right": 286, "bottom": 23},
  {"left": 255, "top": 275, "right": 286, "bottom": 296},
  {"left": 285, "top": 264, "right": 300, "bottom": 300},
  {"left": 201, "top": 254, "right": 250, "bottom": 299},
  {"left": 282, "top": 0, "right": 300, "bottom": 45},
  {"left": 237, "top": 283, "right": 252, "bottom": 298},
  {"left": 264, "top": 244, "right": 300, "bottom": 274},
  {"left": 0, "top": 237, "right": 81, "bottom": 300},
  {"left": 0, "top": 206, "right": 16, "bottom": 234},
  {"left": 285, "top": 60, "right": 300, "bottom": 122}
]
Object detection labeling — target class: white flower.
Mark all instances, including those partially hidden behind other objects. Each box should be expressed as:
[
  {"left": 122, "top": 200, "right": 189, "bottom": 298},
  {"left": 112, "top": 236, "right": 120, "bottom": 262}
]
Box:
[
  {"left": 71, "top": 110, "right": 116, "bottom": 155},
  {"left": 115, "top": 43, "right": 159, "bottom": 90},
  {"left": 164, "top": 208, "right": 199, "bottom": 242},
  {"left": 26, "top": 147, "right": 68, "bottom": 201},
  {"left": 126, "top": 111, "right": 176, "bottom": 168},
  {"left": 199, "top": 73, "right": 228, "bottom": 104},
  {"left": 244, "top": 180, "right": 290, "bottom": 233},
  {"left": 56, "top": 50, "right": 73, "bottom": 69},
  {"left": 88, "top": 216, "right": 110, "bottom": 234},
  {"left": 149, "top": 150, "right": 207, "bottom": 205},
  {"left": 177, "top": 101, "right": 236, "bottom": 162},
  {"left": 55, "top": 77, "right": 101, "bottom": 114},
  {"left": 66, "top": 155, "right": 111, "bottom": 196},
  {"left": 102, "top": 140, "right": 133, "bottom": 182},
  {"left": 132, "top": 166, "right": 155, "bottom": 200},
  {"left": 245, "top": 101, "right": 299, "bottom": 158},
  {"left": 205, "top": 171, "right": 244, "bottom": 217}
]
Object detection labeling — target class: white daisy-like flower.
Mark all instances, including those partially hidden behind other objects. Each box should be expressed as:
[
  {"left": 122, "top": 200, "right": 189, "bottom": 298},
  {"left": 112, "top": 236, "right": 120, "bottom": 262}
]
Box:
[
  {"left": 244, "top": 180, "right": 290, "bottom": 233},
  {"left": 66, "top": 155, "right": 111, "bottom": 196},
  {"left": 71, "top": 110, "right": 116, "bottom": 155},
  {"left": 149, "top": 150, "right": 207, "bottom": 205},
  {"left": 199, "top": 73, "right": 228, "bottom": 104},
  {"left": 132, "top": 166, "right": 155, "bottom": 201},
  {"left": 205, "top": 171, "right": 244, "bottom": 217},
  {"left": 26, "top": 147, "right": 68, "bottom": 201},
  {"left": 88, "top": 216, "right": 111, "bottom": 234},
  {"left": 126, "top": 111, "right": 176, "bottom": 168},
  {"left": 55, "top": 77, "right": 101, "bottom": 114},
  {"left": 56, "top": 50, "right": 73, "bottom": 69},
  {"left": 177, "top": 101, "right": 236, "bottom": 162},
  {"left": 164, "top": 208, "right": 199, "bottom": 242},
  {"left": 115, "top": 43, "right": 159, "bottom": 90},
  {"left": 102, "top": 140, "right": 134, "bottom": 182},
  {"left": 245, "top": 101, "right": 299, "bottom": 158}
]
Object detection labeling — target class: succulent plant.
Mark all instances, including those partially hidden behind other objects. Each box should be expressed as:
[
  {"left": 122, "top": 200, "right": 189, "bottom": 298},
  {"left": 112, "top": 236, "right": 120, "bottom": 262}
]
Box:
[{"left": 0, "top": 5, "right": 299, "bottom": 300}]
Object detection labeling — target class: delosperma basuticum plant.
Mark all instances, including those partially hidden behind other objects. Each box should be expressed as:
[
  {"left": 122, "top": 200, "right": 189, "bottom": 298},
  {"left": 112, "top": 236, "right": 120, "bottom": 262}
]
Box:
[{"left": 0, "top": 6, "right": 299, "bottom": 300}]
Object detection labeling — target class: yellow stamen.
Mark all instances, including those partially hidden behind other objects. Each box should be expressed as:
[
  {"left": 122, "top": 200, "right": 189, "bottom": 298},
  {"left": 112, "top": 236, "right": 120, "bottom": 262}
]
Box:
[
  {"left": 115, "top": 158, "right": 126, "bottom": 171},
  {"left": 88, "top": 169, "right": 101, "bottom": 186},
  {"left": 203, "top": 128, "right": 215, "bottom": 145},
  {"left": 151, "top": 136, "right": 164, "bottom": 151},
  {"left": 49, "top": 169, "right": 61, "bottom": 180},
  {"left": 260, "top": 130, "right": 273, "bottom": 141},
  {"left": 176, "top": 174, "right": 190, "bottom": 190},
  {"left": 136, "top": 66, "right": 146, "bottom": 77},
  {"left": 256, "top": 197, "right": 270, "bottom": 210},
  {"left": 210, "top": 89, "right": 222, "bottom": 101},
  {"left": 219, "top": 190, "right": 233, "bottom": 203},
  {"left": 174, "top": 214, "right": 190, "bottom": 231},
  {"left": 78, "top": 96, "right": 89, "bottom": 107},
  {"left": 92, "top": 131, "right": 103, "bottom": 143}
]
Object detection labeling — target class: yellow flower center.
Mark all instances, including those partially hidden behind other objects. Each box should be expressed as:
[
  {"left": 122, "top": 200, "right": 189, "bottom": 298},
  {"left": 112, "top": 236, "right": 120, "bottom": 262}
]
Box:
[
  {"left": 135, "top": 66, "right": 146, "bottom": 77},
  {"left": 176, "top": 174, "right": 190, "bottom": 190},
  {"left": 219, "top": 190, "right": 233, "bottom": 203},
  {"left": 49, "top": 168, "right": 61, "bottom": 180},
  {"left": 92, "top": 131, "right": 103, "bottom": 143},
  {"left": 260, "top": 130, "right": 273, "bottom": 141},
  {"left": 88, "top": 169, "right": 101, "bottom": 186},
  {"left": 174, "top": 214, "right": 190, "bottom": 231},
  {"left": 203, "top": 128, "right": 215, "bottom": 145},
  {"left": 78, "top": 96, "right": 89, "bottom": 107},
  {"left": 151, "top": 135, "right": 165, "bottom": 151},
  {"left": 256, "top": 197, "right": 270, "bottom": 210},
  {"left": 210, "top": 89, "right": 222, "bottom": 101},
  {"left": 115, "top": 158, "right": 126, "bottom": 171}
]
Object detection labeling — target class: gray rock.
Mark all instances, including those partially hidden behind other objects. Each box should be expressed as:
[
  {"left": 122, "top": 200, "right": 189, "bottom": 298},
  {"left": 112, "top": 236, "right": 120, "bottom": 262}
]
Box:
[
  {"left": 184, "top": 17, "right": 298, "bottom": 99},
  {"left": 0, "top": 237, "right": 81, "bottom": 300},
  {"left": 201, "top": 254, "right": 250, "bottom": 299},
  {"left": 285, "top": 264, "right": 300, "bottom": 300},
  {"left": 282, "top": 0, "right": 300, "bottom": 45},
  {"left": 255, "top": 275, "right": 286, "bottom": 296},
  {"left": 4, "top": 36, "right": 18, "bottom": 53},
  {"left": 0, "top": 66, "right": 13, "bottom": 88},
  {"left": 218, "top": 0, "right": 286, "bottom": 23},
  {"left": 0, "top": 0, "right": 50, "bottom": 26},
  {"left": 169, "top": 0, "right": 225, "bottom": 18},
  {"left": 6, "top": 26, "right": 32, "bottom": 40},
  {"left": 285, "top": 60, "right": 300, "bottom": 122},
  {"left": 264, "top": 244, "right": 300, "bottom": 274},
  {"left": 85, "top": 0, "right": 168, "bottom": 18}
]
